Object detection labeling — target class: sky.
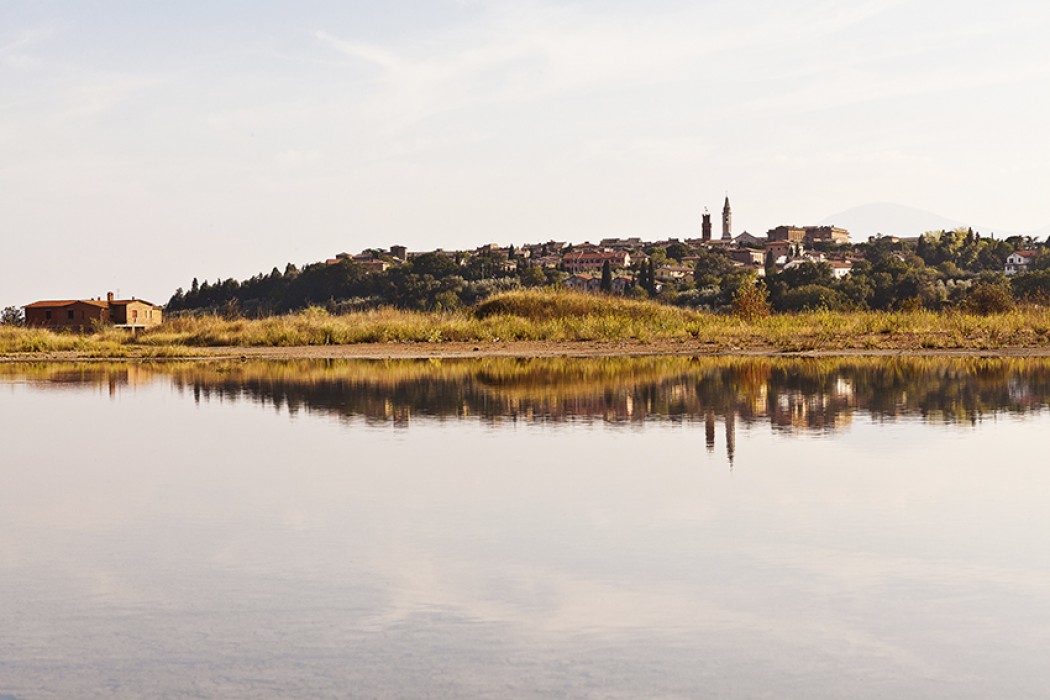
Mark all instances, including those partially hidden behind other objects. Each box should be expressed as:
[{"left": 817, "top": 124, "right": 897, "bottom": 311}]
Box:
[{"left": 2, "top": 0, "right": 1049, "bottom": 306}]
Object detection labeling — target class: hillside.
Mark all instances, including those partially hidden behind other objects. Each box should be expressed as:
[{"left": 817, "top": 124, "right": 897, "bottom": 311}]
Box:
[{"left": 819, "top": 202, "right": 1045, "bottom": 240}]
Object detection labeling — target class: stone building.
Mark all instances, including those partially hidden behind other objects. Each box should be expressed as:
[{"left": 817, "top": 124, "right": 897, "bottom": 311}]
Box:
[
  {"left": 768, "top": 225, "right": 850, "bottom": 245},
  {"left": 24, "top": 293, "right": 162, "bottom": 330}
]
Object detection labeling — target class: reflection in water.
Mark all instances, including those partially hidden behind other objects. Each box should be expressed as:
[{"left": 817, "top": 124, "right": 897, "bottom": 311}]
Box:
[
  {"left": 4, "top": 357, "right": 1050, "bottom": 698},
  {"left": 7, "top": 356, "right": 1050, "bottom": 463}
]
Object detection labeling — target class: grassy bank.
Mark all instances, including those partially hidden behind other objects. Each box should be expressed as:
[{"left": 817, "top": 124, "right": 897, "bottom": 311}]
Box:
[{"left": 3, "top": 289, "right": 1050, "bottom": 356}]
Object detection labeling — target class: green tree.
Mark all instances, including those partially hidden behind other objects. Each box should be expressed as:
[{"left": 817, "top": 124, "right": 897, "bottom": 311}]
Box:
[
  {"left": 411, "top": 252, "right": 459, "bottom": 278},
  {"left": 665, "top": 242, "right": 690, "bottom": 263},
  {"left": 600, "top": 260, "right": 612, "bottom": 293},
  {"left": 520, "top": 265, "right": 547, "bottom": 287},
  {"left": 691, "top": 249, "right": 734, "bottom": 288},
  {"left": 780, "top": 285, "right": 850, "bottom": 312},
  {"left": 963, "top": 280, "right": 1015, "bottom": 314},
  {"left": 731, "top": 279, "right": 771, "bottom": 322},
  {"left": 1, "top": 306, "right": 23, "bottom": 326}
]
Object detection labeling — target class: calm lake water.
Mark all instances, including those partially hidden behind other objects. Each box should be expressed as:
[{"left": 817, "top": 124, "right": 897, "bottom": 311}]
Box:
[{"left": 2, "top": 357, "right": 1049, "bottom": 699}]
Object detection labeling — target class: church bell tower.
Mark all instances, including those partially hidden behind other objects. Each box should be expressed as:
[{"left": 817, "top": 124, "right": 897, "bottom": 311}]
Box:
[{"left": 722, "top": 195, "right": 732, "bottom": 240}]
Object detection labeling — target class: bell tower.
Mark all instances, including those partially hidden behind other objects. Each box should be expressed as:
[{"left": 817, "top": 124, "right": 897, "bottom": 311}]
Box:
[
  {"left": 701, "top": 208, "right": 712, "bottom": 241},
  {"left": 722, "top": 195, "right": 732, "bottom": 240}
]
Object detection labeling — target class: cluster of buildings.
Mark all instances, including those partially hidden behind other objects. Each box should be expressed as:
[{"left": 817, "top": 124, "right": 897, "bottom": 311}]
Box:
[
  {"left": 325, "top": 196, "right": 856, "bottom": 293},
  {"left": 23, "top": 196, "right": 862, "bottom": 329}
]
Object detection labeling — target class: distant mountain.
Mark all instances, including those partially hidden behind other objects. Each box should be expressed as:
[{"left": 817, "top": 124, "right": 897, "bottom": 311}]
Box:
[
  {"left": 820, "top": 203, "right": 967, "bottom": 240},
  {"left": 819, "top": 202, "right": 1047, "bottom": 241}
]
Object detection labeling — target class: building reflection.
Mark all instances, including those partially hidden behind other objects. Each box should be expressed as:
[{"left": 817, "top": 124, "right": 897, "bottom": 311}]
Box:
[{"left": 9, "top": 357, "right": 1050, "bottom": 459}]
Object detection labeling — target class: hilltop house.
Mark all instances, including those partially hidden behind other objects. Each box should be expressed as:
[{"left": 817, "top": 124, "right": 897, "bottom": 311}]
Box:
[
  {"left": 564, "top": 273, "right": 602, "bottom": 292},
  {"left": 24, "top": 293, "right": 162, "bottom": 330},
  {"left": 768, "top": 225, "right": 851, "bottom": 245},
  {"left": 562, "top": 248, "right": 631, "bottom": 274},
  {"left": 1005, "top": 250, "right": 1038, "bottom": 275}
]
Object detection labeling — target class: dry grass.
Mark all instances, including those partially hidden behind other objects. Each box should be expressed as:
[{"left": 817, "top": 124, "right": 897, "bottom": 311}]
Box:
[{"left": 3, "top": 290, "right": 1050, "bottom": 356}]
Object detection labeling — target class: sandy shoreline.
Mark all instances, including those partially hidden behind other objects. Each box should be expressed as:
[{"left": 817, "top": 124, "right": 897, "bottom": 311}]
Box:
[{"left": 5, "top": 340, "right": 1050, "bottom": 362}]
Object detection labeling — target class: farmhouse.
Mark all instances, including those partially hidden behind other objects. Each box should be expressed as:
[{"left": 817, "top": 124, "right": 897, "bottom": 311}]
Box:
[
  {"left": 1005, "top": 250, "right": 1038, "bottom": 275},
  {"left": 24, "top": 293, "right": 162, "bottom": 330}
]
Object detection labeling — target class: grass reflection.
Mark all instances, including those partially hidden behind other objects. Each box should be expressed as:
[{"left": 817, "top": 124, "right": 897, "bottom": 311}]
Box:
[{"left": 5, "top": 357, "right": 1050, "bottom": 434}]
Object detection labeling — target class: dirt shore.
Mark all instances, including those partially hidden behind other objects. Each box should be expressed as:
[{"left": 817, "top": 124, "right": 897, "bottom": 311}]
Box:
[{"left": 5, "top": 340, "right": 1050, "bottom": 362}]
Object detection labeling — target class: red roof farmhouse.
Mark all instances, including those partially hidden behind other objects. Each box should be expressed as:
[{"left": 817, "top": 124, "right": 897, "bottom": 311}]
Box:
[{"left": 24, "top": 293, "right": 163, "bottom": 330}]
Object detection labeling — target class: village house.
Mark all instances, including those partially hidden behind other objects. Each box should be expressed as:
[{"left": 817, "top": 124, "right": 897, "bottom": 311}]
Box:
[
  {"left": 769, "top": 225, "right": 851, "bottom": 245},
  {"left": 533, "top": 255, "right": 563, "bottom": 269},
  {"left": 564, "top": 273, "right": 602, "bottom": 292},
  {"left": 828, "top": 260, "right": 855, "bottom": 279},
  {"left": 733, "top": 231, "right": 766, "bottom": 248},
  {"left": 730, "top": 261, "right": 766, "bottom": 277},
  {"left": 610, "top": 276, "right": 636, "bottom": 294},
  {"left": 327, "top": 255, "right": 390, "bottom": 272},
  {"left": 1005, "top": 250, "right": 1038, "bottom": 275},
  {"left": 562, "top": 248, "right": 631, "bottom": 274},
  {"left": 358, "top": 260, "right": 390, "bottom": 273},
  {"left": 655, "top": 265, "right": 692, "bottom": 282},
  {"left": 24, "top": 293, "right": 162, "bottom": 330},
  {"left": 599, "top": 237, "right": 643, "bottom": 249},
  {"left": 765, "top": 240, "right": 801, "bottom": 266},
  {"left": 729, "top": 248, "right": 766, "bottom": 266}
]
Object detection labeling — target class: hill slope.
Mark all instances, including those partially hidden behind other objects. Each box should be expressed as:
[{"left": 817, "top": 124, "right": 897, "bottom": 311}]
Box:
[{"left": 820, "top": 202, "right": 971, "bottom": 239}]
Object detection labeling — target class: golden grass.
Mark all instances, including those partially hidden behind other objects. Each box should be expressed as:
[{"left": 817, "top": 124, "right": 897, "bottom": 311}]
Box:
[{"left": 3, "top": 290, "right": 1050, "bottom": 355}]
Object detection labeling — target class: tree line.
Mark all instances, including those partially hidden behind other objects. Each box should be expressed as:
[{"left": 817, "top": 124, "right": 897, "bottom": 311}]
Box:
[{"left": 165, "top": 230, "right": 1050, "bottom": 317}]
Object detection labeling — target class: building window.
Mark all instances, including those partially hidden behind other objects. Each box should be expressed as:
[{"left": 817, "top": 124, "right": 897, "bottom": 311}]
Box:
[
  {"left": 67, "top": 310, "right": 75, "bottom": 320},
  {"left": 45, "top": 310, "right": 52, "bottom": 320}
]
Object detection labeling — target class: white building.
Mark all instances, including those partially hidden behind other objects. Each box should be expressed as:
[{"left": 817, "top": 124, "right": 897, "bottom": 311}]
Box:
[{"left": 1005, "top": 250, "right": 1038, "bottom": 275}]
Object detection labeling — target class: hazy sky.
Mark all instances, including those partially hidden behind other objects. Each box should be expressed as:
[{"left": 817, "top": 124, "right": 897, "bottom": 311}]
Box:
[{"left": 3, "top": 0, "right": 1049, "bottom": 305}]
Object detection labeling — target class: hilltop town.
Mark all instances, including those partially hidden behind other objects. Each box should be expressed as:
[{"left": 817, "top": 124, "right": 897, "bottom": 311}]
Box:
[
  {"left": 160, "top": 195, "right": 1048, "bottom": 318},
  {"left": 8, "top": 196, "right": 1049, "bottom": 331},
  {"left": 329, "top": 196, "right": 855, "bottom": 296}
]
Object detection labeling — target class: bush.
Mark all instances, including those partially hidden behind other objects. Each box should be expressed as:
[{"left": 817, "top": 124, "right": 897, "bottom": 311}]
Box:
[
  {"left": 962, "top": 282, "right": 1015, "bottom": 315},
  {"left": 1, "top": 306, "right": 23, "bottom": 326},
  {"left": 1011, "top": 269, "right": 1050, "bottom": 302},
  {"left": 779, "top": 285, "right": 849, "bottom": 312},
  {"left": 731, "top": 280, "right": 771, "bottom": 322}
]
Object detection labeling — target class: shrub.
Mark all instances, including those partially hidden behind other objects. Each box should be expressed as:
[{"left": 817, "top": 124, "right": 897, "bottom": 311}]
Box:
[
  {"left": 779, "top": 285, "right": 849, "bottom": 312},
  {"left": 1, "top": 306, "right": 23, "bottom": 326},
  {"left": 962, "top": 282, "right": 1015, "bottom": 315},
  {"left": 731, "top": 280, "right": 771, "bottom": 322}
]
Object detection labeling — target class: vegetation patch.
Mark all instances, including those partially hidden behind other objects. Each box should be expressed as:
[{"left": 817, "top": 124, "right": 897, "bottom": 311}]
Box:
[{"left": 3, "top": 290, "right": 1050, "bottom": 355}]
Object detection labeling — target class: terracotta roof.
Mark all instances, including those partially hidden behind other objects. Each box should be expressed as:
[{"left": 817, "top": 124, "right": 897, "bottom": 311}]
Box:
[
  {"left": 24, "top": 299, "right": 108, "bottom": 309},
  {"left": 109, "top": 299, "right": 158, "bottom": 306},
  {"left": 1014, "top": 250, "right": 1039, "bottom": 258}
]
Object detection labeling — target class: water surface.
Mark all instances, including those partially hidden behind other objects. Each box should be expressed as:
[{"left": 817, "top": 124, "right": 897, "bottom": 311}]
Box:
[{"left": 2, "top": 358, "right": 1049, "bottom": 698}]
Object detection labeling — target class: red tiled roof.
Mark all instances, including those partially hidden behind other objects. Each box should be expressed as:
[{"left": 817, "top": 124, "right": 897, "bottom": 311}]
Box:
[
  {"left": 109, "top": 299, "right": 158, "bottom": 306},
  {"left": 24, "top": 299, "right": 108, "bottom": 309}
]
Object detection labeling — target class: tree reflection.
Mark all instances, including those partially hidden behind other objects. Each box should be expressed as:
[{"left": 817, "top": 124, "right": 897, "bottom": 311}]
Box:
[{"left": 8, "top": 357, "right": 1050, "bottom": 438}]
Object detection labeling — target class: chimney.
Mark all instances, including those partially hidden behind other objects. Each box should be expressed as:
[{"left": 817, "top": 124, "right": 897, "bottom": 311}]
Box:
[{"left": 107, "top": 292, "right": 114, "bottom": 303}]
